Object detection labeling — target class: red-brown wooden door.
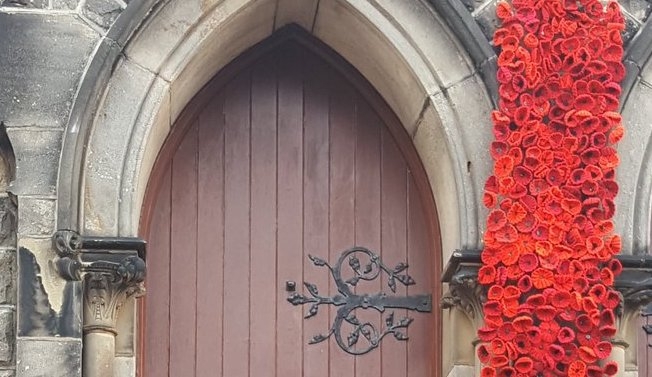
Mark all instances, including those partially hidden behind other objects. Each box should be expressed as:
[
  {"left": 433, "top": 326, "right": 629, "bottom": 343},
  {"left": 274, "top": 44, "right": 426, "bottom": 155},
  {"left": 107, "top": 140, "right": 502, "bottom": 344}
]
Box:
[{"left": 142, "top": 37, "right": 440, "bottom": 377}]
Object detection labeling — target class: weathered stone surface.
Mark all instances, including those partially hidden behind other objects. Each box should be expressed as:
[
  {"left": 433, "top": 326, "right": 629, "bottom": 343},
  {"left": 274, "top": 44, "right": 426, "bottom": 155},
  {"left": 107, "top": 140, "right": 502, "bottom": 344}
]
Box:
[
  {"left": 618, "top": 82, "right": 652, "bottom": 254},
  {"left": 621, "top": 0, "right": 652, "bottom": 23},
  {"left": 6, "top": 130, "right": 62, "bottom": 196},
  {"left": 17, "top": 243, "right": 81, "bottom": 337},
  {"left": 82, "top": 0, "right": 125, "bottom": 29},
  {"left": 84, "top": 58, "right": 155, "bottom": 236},
  {"left": 16, "top": 199, "right": 54, "bottom": 236},
  {"left": 0, "top": 309, "right": 14, "bottom": 365},
  {"left": 0, "top": 0, "right": 46, "bottom": 8},
  {"left": 125, "top": 0, "right": 202, "bottom": 73},
  {"left": 16, "top": 338, "right": 81, "bottom": 377},
  {"left": 0, "top": 369, "right": 14, "bottom": 377},
  {"left": 51, "top": 0, "right": 79, "bottom": 10},
  {"left": 0, "top": 250, "right": 16, "bottom": 305},
  {"left": 0, "top": 197, "right": 16, "bottom": 249},
  {"left": 0, "top": 14, "right": 98, "bottom": 128},
  {"left": 472, "top": 0, "right": 498, "bottom": 43}
]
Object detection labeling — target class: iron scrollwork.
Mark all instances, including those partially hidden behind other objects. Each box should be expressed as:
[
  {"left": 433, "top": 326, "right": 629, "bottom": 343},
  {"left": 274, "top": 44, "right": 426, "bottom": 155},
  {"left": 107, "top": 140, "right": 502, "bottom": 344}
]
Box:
[{"left": 287, "top": 246, "right": 432, "bottom": 355}]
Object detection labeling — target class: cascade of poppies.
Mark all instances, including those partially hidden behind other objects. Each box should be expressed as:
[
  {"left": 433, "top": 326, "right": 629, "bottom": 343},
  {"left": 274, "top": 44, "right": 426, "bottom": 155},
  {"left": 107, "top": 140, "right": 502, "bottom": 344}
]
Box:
[{"left": 477, "top": 1, "right": 626, "bottom": 376}]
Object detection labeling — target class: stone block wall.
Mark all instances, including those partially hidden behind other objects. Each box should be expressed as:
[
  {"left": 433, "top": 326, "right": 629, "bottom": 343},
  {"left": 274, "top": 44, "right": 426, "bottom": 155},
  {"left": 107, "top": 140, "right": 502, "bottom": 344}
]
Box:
[{"left": 0, "top": 1, "right": 128, "bottom": 376}]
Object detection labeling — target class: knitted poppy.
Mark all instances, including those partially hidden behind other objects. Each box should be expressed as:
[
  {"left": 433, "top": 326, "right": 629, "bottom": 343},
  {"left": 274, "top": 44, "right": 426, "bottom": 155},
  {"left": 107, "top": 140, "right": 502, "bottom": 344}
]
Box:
[
  {"left": 559, "top": 307, "right": 577, "bottom": 322},
  {"left": 601, "top": 308, "right": 616, "bottom": 327},
  {"left": 586, "top": 365, "right": 603, "bottom": 377},
  {"left": 608, "top": 258, "right": 623, "bottom": 276},
  {"left": 484, "top": 300, "right": 502, "bottom": 317},
  {"left": 575, "top": 314, "right": 593, "bottom": 333},
  {"left": 525, "top": 325, "right": 541, "bottom": 344},
  {"left": 551, "top": 290, "right": 571, "bottom": 308},
  {"left": 514, "top": 357, "right": 533, "bottom": 374},
  {"left": 568, "top": 360, "right": 586, "bottom": 377},
  {"left": 498, "top": 323, "right": 517, "bottom": 341},
  {"left": 491, "top": 338, "right": 507, "bottom": 355},
  {"left": 496, "top": 224, "right": 519, "bottom": 243},
  {"left": 478, "top": 265, "right": 497, "bottom": 284},
  {"left": 481, "top": 367, "right": 496, "bottom": 377},
  {"left": 578, "top": 346, "right": 598, "bottom": 364},
  {"left": 594, "top": 341, "right": 612, "bottom": 359},
  {"left": 600, "top": 267, "right": 614, "bottom": 286},
  {"left": 603, "top": 290, "right": 620, "bottom": 309},
  {"left": 534, "top": 305, "right": 557, "bottom": 322},
  {"left": 496, "top": 367, "right": 516, "bottom": 377},
  {"left": 478, "top": 343, "right": 492, "bottom": 364},
  {"left": 603, "top": 362, "right": 618, "bottom": 376},
  {"left": 518, "top": 252, "right": 538, "bottom": 272},
  {"left": 491, "top": 355, "right": 510, "bottom": 368},
  {"left": 478, "top": 327, "right": 498, "bottom": 342},
  {"left": 517, "top": 274, "right": 533, "bottom": 292},
  {"left": 512, "top": 316, "right": 533, "bottom": 333},
  {"left": 488, "top": 286, "right": 504, "bottom": 301},
  {"left": 599, "top": 325, "right": 617, "bottom": 338},
  {"left": 556, "top": 326, "right": 575, "bottom": 345},
  {"left": 487, "top": 210, "right": 508, "bottom": 232}
]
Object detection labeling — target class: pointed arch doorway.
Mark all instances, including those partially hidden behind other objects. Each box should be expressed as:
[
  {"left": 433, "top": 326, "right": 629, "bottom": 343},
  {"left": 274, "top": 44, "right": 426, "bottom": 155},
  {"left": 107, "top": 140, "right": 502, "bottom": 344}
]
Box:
[{"left": 140, "top": 27, "right": 442, "bottom": 377}]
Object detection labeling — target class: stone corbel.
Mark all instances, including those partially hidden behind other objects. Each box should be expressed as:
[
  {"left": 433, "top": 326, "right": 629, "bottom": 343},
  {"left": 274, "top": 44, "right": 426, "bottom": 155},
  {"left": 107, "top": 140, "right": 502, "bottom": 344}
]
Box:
[
  {"left": 52, "top": 230, "right": 146, "bottom": 377},
  {"left": 441, "top": 249, "right": 485, "bottom": 328}
]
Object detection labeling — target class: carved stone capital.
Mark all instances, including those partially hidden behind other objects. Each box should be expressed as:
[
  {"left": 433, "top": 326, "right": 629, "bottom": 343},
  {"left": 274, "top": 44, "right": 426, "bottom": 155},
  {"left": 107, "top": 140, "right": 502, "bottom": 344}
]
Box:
[
  {"left": 441, "top": 250, "right": 486, "bottom": 327},
  {"left": 52, "top": 230, "right": 146, "bottom": 334}
]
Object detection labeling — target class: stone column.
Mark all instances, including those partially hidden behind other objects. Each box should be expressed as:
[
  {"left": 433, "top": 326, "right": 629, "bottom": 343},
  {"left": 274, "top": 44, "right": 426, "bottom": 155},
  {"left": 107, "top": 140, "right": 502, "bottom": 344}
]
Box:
[
  {"left": 52, "top": 230, "right": 146, "bottom": 377},
  {"left": 441, "top": 250, "right": 486, "bottom": 376}
]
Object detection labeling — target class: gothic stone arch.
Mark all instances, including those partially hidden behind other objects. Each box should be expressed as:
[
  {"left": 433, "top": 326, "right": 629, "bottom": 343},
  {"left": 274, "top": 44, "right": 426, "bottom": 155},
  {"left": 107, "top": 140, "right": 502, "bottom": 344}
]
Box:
[{"left": 57, "top": 0, "right": 496, "bottom": 375}]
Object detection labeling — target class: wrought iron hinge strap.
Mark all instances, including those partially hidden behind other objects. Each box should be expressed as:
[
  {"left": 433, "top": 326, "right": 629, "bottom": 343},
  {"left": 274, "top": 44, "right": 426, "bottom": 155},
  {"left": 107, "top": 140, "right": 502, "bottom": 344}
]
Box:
[{"left": 287, "top": 246, "right": 432, "bottom": 355}]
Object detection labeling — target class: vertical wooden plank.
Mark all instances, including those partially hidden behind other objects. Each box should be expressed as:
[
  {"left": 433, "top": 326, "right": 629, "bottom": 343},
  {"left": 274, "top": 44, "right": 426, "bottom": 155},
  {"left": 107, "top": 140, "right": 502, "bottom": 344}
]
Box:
[
  {"left": 302, "top": 52, "right": 330, "bottom": 377},
  {"left": 169, "top": 123, "right": 198, "bottom": 376},
  {"left": 328, "top": 67, "right": 356, "bottom": 376},
  {"left": 222, "top": 73, "right": 251, "bottom": 377},
  {"left": 145, "top": 164, "right": 171, "bottom": 377},
  {"left": 407, "top": 176, "right": 433, "bottom": 377},
  {"left": 250, "top": 56, "right": 278, "bottom": 377},
  {"left": 276, "top": 43, "right": 304, "bottom": 377},
  {"left": 380, "top": 128, "right": 409, "bottom": 377},
  {"left": 354, "top": 99, "right": 382, "bottom": 376},
  {"left": 196, "top": 95, "right": 225, "bottom": 376}
]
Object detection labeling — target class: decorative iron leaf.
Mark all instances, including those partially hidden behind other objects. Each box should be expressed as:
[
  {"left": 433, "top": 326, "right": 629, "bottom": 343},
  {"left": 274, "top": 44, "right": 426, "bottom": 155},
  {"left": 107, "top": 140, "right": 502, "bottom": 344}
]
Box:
[
  {"left": 393, "top": 262, "right": 408, "bottom": 273},
  {"left": 309, "top": 254, "right": 327, "bottom": 266},
  {"left": 309, "top": 334, "right": 329, "bottom": 344},
  {"left": 349, "top": 256, "right": 360, "bottom": 270},
  {"left": 360, "top": 327, "right": 371, "bottom": 339},
  {"left": 385, "top": 312, "right": 395, "bottom": 327},
  {"left": 396, "top": 274, "right": 416, "bottom": 286},
  {"left": 363, "top": 263, "right": 373, "bottom": 274},
  {"left": 348, "top": 332, "right": 359, "bottom": 347},
  {"left": 346, "top": 314, "right": 361, "bottom": 326},
  {"left": 304, "top": 282, "right": 319, "bottom": 296},
  {"left": 388, "top": 277, "right": 397, "bottom": 293},
  {"left": 305, "top": 304, "right": 319, "bottom": 319},
  {"left": 287, "top": 293, "right": 308, "bottom": 305},
  {"left": 346, "top": 276, "right": 360, "bottom": 286},
  {"left": 397, "top": 317, "right": 413, "bottom": 327},
  {"left": 394, "top": 332, "right": 408, "bottom": 341}
]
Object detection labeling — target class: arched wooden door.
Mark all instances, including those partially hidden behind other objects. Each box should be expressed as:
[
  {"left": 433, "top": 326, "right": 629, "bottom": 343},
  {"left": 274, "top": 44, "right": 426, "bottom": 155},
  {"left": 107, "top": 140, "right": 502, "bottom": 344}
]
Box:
[{"left": 141, "top": 31, "right": 441, "bottom": 377}]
